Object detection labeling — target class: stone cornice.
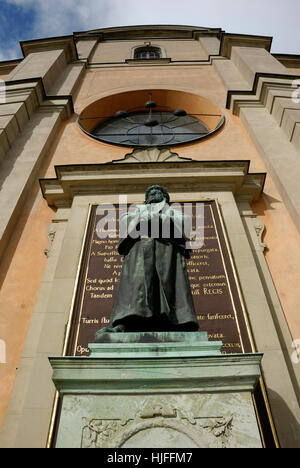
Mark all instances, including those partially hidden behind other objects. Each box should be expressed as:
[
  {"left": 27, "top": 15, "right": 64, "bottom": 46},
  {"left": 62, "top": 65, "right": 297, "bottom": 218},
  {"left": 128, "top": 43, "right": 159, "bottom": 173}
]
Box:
[
  {"left": 40, "top": 160, "right": 266, "bottom": 208},
  {"left": 226, "top": 72, "right": 300, "bottom": 115},
  {"left": 2, "top": 78, "right": 74, "bottom": 118},
  {"left": 74, "top": 25, "right": 221, "bottom": 42},
  {"left": 0, "top": 78, "right": 73, "bottom": 163},
  {"left": 20, "top": 35, "right": 78, "bottom": 62},
  {"left": 125, "top": 58, "right": 171, "bottom": 65},
  {"left": 272, "top": 54, "right": 300, "bottom": 69},
  {"left": 0, "top": 59, "right": 22, "bottom": 75},
  {"left": 220, "top": 33, "right": 273, "bottom": 59},
  {"left": 49, "top": 352, "right": 263, "bottom": 394}
]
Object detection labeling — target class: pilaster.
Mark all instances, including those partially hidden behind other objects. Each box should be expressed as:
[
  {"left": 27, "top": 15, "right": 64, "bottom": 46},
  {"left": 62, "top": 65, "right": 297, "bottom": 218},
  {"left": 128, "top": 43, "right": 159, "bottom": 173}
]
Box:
[
  {"left": 0, "top": 83, "right": 73, "bottom": 263},
  {"left": 231, "top": 46, "right": 289, "bottom": 86},
  {"left": 0, "top": 207, "right": 70, "bottom": 448}
]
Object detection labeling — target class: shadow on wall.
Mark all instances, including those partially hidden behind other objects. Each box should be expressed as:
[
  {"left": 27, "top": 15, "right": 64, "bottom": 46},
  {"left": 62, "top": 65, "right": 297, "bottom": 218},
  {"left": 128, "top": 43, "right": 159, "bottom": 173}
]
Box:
[
  {"left": 252, "top": 193, "right": 282, "bottom": 215},
  {"left": 0, "top": 110, "right": 60, "bottom": 289},
  {"left": 268, "top": 388, "right": 300, "bottom": 448}
]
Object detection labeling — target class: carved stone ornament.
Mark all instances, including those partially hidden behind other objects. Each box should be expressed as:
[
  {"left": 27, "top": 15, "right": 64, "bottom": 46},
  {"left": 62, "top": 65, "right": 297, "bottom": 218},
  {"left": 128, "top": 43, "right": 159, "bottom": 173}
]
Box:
[
  {"left": 111, "top": 147, "right": 192, "bottom": 164},
  {"left": 253, "top": 218, "right": 268, "bottom": 253},
  {"left": 44, "top": 223, "right": 57, "bottom": 257},
  {"left": 199, "top": 416, "right": 233, "bottom": 448},
  {"left": 81, "top": 401, "right": 234, "bottom": 448}
]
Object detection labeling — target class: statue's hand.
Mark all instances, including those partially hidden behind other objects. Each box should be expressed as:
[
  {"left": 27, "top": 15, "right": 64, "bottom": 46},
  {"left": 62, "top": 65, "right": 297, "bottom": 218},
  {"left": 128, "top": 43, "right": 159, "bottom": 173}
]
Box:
[
  {"left": 159, "top": 212, "right": 168, "bottom": 222},
  {"left": 140, "top": 210, "right": 152, "bottom": 221}
]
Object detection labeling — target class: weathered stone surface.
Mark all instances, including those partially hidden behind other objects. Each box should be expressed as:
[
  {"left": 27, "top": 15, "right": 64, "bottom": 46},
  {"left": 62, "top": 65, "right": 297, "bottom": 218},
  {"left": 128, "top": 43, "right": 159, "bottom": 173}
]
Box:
[
  {"left": 50, "top": 351, "right": 263, "bottom": 448},
  {"left": 60, "top": 392, "right": 261, "bottom": 448}
]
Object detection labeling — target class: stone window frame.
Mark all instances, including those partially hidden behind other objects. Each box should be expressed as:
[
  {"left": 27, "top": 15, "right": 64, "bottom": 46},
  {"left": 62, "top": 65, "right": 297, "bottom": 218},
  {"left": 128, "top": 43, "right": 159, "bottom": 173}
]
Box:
[
  {"left": 134, "top": 46, "right": 161, "bottom": 60},
  {"left": 126, "top": 43, "right": 170, "bottom": 65}
]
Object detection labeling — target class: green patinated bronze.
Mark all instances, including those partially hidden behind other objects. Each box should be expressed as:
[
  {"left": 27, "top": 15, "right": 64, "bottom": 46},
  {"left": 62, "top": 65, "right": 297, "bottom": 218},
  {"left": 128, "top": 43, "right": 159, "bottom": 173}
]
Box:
[{"left": 95, "top": 185, "right": 198, "bottom": 340}]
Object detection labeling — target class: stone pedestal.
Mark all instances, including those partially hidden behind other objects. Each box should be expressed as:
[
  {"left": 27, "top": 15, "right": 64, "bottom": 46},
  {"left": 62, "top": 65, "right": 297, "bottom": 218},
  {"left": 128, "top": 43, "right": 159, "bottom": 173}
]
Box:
[{"left": 49, "top": 333, "right": 263, "bottom": 448}]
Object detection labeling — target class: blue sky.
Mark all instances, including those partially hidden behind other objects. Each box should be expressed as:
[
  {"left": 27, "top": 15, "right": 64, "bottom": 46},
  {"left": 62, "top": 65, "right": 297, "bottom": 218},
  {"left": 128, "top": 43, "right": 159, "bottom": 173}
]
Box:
[
  {"left": 0, "top": 0, "right": 300, "bottom": 61},
  {"left": 0, "top": 1, "right": 35, "bottom": 59}
]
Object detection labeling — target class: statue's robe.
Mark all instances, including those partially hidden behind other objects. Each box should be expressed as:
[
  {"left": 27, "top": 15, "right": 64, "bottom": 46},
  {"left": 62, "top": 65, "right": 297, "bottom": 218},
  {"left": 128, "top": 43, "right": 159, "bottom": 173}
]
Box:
[{"left": 109, "top": 202, "right": 198, "bottom": 332}]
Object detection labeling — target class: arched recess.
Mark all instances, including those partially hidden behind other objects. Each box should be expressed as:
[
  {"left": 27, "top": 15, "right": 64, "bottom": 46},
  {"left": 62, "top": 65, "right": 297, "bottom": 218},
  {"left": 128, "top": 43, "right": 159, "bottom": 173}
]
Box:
[{"left": 78, "top": 88, "right": 225, "bottom": 147}]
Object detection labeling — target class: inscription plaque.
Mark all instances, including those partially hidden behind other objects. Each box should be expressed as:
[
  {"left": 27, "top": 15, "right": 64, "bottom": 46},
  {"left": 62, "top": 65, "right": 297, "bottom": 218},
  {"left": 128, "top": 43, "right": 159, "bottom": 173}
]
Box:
[{"left": 67, "top": 201, "right": 253, "bottom": 356}]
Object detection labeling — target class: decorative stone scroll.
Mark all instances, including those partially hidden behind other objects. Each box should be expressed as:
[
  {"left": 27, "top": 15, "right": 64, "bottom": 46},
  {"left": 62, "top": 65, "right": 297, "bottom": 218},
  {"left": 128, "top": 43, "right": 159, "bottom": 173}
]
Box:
[
  {"left": 253, "top": 218, "right": 268, "bottom": 253},
  {"left": 44, "top": 223, "right": 57, "bottom": 257}
]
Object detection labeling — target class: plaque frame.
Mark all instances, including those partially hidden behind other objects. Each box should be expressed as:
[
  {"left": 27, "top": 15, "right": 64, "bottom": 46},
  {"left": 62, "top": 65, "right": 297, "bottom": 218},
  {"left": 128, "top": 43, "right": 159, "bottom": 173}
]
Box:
[{"left": 65, "top": 199, "right": 256, "bottom": 357}]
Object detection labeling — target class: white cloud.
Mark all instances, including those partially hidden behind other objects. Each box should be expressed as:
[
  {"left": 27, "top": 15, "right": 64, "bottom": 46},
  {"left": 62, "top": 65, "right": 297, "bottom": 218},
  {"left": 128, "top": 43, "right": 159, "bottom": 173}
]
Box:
[
  {"left": 2, "top": 0, "right": 300, "bottom": 58},
  {"left": 4, "top": 0, "right": 122, "bottom": 36},
  {"left": 0, "top": 45, "right": 22, "bottom": 62}
]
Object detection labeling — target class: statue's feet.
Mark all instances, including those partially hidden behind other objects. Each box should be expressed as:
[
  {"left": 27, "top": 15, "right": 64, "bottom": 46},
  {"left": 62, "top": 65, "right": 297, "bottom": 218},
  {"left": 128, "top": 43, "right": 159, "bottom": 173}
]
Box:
[{"left": 94, "top": 324, "right": 126, "bottom": 341}]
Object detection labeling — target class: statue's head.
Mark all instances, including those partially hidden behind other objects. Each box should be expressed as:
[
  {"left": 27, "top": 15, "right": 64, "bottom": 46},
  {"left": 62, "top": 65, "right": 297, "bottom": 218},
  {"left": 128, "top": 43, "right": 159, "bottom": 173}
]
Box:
[{"left": 145, "top": 185, "right": 170, "bottom": 204}]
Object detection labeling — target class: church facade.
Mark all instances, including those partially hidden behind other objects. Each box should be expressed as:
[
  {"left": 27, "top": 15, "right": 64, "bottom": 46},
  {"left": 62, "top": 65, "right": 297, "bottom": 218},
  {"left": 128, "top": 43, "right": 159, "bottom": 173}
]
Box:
[{"left": 0, "top": 25, "right": 299, "bottom": 448}]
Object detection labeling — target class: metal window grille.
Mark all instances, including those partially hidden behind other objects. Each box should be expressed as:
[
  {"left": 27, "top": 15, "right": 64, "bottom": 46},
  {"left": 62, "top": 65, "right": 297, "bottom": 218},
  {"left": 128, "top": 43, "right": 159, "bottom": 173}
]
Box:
[{"left": 134, "top": 48, "right": 161, "bottom": 60}]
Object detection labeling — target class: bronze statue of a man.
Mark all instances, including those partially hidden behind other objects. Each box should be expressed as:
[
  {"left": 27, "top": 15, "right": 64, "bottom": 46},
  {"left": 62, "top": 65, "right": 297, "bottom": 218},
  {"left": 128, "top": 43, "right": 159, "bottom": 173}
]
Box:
[{"left": 95, "top": 185, "right": 198, "bottom": 338}]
